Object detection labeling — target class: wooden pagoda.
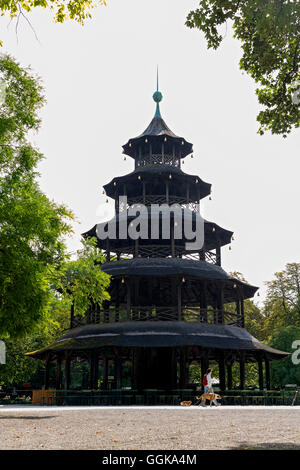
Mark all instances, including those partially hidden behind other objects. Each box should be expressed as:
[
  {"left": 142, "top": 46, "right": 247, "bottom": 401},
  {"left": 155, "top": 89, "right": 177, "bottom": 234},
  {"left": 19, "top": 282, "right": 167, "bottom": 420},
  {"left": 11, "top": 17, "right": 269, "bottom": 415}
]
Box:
[{"left": 28, "top": 83, "right": 288, "bottom": 395}]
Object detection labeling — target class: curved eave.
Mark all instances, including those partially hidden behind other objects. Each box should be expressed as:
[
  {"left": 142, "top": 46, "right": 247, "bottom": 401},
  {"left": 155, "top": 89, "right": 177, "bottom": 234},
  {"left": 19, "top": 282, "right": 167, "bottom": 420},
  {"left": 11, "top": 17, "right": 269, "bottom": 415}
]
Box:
[
  {"left": 82, "top": 219, "right": 233, "bottom": 251},
  {"left": 100, "top": 258, "right": 258, "bottom": 299},
  {"left": 26, "top": 322, "right": 289, "bottom": 361},
  {"left": 103, "top": 167, "right": 211, "bottom": 200},
  {"left": 122, "top": 117, "right": 193, "bottom": 158}
]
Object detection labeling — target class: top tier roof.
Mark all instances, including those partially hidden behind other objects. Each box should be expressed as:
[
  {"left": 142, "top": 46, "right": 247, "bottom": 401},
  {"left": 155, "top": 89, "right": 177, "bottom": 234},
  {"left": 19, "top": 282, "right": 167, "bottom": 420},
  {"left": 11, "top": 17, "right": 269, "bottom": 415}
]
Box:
[{"left": 122, "top": 79, "right": 193, "bottom": 158}]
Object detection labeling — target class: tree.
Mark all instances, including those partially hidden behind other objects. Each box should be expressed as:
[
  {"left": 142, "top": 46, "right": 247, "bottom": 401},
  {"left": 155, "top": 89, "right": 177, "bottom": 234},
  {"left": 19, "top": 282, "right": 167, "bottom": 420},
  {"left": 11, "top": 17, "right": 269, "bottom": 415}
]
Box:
[
  {"left": 0, "top": 292, "right": 70, "bottom": 387},
  {"left": 0, "top": 0, "right": 107, "bottom": 45},
  {"left": 186, "top": 1, "right": 300, "bottom": 136},
  {"left": 263, "top": 262, "right": 300, "bottom": 340},
  {"left": 57, "top": 237, "right": 110, "bottom": 318},
  {"left": 0, "top": 54, "right": 73, "bottom": 337},
  {"left": 269, "top": 325, "right": 300, "bottom": 387}
]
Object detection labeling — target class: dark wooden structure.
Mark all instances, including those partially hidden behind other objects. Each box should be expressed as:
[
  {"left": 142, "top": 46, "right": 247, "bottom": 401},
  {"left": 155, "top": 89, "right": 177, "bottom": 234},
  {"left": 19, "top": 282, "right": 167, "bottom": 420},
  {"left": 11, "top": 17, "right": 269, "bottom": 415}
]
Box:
[{"left": 28, "top": 84, "right": 288, "bottom": 394}]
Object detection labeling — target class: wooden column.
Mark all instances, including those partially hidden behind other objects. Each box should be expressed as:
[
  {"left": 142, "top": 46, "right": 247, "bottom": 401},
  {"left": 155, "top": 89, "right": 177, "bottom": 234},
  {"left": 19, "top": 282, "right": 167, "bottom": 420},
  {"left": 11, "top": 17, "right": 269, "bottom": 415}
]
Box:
[
  {"left": 126, "top": 279, "right": 131, "bottom": 320},
  {"left": 217, "top": 283, "right": 224, "bottom": 324},
  {"left": 201, "top": 352, "right": 209, "bottom": 389},
  {"left": 265, "top": 358, "right": 271, "bottom": 390},
  {"left": 216, "top": 245, "right": 221, "bottom": 266},
  {"left": 179, "top": 348, "right": 187, "bottom": 387},
  {"left": 227, "top": 362, "right": 233, "bottom": 390},
  {"left": 103, "top": 354, "right": 109, "bottom": 390},
  {"left": 89, "top": 351, "right": 95, "bottom": 390},
  {"left": 177, "top": 280, "right": 182, "bottom": 320},
  {"left": 239, "top": 353, "right": 245, "bottom": 390},
  {"left": 56, "top": 355, "right": 62, "bottom": 390},
  {"left": 170, "top": 220, "right": 175, "bottom": 257},
  {"left": 64, "top": 353, "right": 71, "bottom": 390},
  {"left": 166, "top": 180, "right": 169, "bottom": 204},
  {"left": 200, "top": 281, "right": 208, "bottom": 322},
  {"left": 115, "top": 278, "right": 120, "bottom": 322},
  {"left": 240, "top": 298, "right": 245, "bottom": 328},
  {"left": 115, "top": 351, "right": 122, "bottom": 389},
  {"left": 219, "top": 351, "right": 226, "bottom": 392},
  {"left": 45, "top": 354, "right": 51, "bottom": 390},
  {"left": 134, "top": 238, "right": 139, "bottom": 258},
  {"left": 258, "top": 356, "right": 264, "bottom": 390},
  {"left": 94, "top": 351, "right": 99, "bottom": 389}
]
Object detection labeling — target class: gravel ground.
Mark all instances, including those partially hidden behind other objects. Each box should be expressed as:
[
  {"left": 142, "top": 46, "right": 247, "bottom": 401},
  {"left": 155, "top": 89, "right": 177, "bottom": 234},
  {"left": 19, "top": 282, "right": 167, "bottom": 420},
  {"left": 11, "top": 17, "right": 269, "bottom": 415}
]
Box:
[{"left": 1, "top": 406, "right": 300, "bottom": 450}]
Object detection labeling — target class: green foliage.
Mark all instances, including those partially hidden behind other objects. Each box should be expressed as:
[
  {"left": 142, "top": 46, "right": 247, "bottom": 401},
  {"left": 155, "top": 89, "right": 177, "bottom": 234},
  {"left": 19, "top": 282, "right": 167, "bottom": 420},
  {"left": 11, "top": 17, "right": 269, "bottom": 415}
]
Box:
[
  {"left": 0, "top": 54, "right": 73, "bottom": 337},
  {"left": 263, "top": 262, "right": 300, "bottom": 340},
  {"left": 0, "top": 0, "right": 108, "bottom": 45},
  {"left": 0, "top": 291, "right": 70, "bottom": 386},
  {"left": 57, "top": 237, "right": 110, "bottom": 317},
  {"left": 269, "top": 325, "right": 300, "bottom": 387},
  {"left": 186, "top": 0, "right": 300, "bottom": 136}
]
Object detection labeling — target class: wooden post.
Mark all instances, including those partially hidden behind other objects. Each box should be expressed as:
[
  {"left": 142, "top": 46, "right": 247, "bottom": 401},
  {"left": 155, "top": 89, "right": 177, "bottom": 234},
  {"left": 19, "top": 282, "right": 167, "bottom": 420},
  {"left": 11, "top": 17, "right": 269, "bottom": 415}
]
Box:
[
  {"left": 103, "top": 354, "right": 109, "bottom": 390},
  {"left": 216, "top": 245, "right": 221, "bottom": 266},
  {"left": 166, "top": 180, "right": 169, "bottom": 204},
  {"left": 177, "top": 280, "right": 182, "bottom": 320},
  {"left": 201, "top": 350, "right": 209, "bottom": 389},
  {"left": 115, "top": 352, "right": 122, "bottom": 389},
  {"left": 218, "top": 283, "right": 224, "bottom": 324},
  {"left": 64, "top": 353, "right": 71, "bottom": 390},
  {"left": 115, "top": 278, "right": 120, "bottom": 322},
  {"left": 171, "top": 220, "right": 175, "bottom": 257},
  {"left": 258, "top": 356, "right": 264, "bottom": 390},
  {"left": 200, "top": 281, "right": 208, "bottom": 322},
  {"left": 94, "top": 351, "right": 99, "bottom": 389},
  {"left": 56, "top": 355, "right": 62, "bottom": 390},
  {"left": 126, "top": 279, "right": 131, "bottom": 320},
  {"left": 89, "top": 352, "right": 95, "bottom": 390},
  {"left": 240, "top": 299, "right": 245, "bottom": 328},
  {"left": 45, "top": 354, "right": 51, "bottom": 390},
  {"left": 219, "top": 351, "right": 226, "bottom": 392},
  {"left": 134, "top": 238, "right": 139, "bottom": 258},
  {"left": 227, "top": 362, "right": 233, "bottom": 390},
  {"left": 265, "top": 358, "right": 271, "bottom": 390},
  {"left": 239, "top": 353, "right": 245, "bottom": 390}
]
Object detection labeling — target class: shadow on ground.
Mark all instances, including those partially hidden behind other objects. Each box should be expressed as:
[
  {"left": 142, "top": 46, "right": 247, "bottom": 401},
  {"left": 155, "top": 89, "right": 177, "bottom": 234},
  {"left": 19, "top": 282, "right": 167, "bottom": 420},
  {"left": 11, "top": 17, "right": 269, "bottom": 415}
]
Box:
[
  {"left": 231, "top": 442, "right": 300, "bottom": 450},
  {"left": 0, "top": 416, "right": 57, "bottom": 420}
]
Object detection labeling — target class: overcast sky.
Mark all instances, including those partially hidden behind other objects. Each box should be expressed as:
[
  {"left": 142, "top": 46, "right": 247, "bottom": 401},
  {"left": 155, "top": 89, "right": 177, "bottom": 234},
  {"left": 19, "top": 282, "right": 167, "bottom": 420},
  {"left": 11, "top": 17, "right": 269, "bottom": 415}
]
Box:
[{"left": 1, "top": 0, "right": 299, "bottom": 301}]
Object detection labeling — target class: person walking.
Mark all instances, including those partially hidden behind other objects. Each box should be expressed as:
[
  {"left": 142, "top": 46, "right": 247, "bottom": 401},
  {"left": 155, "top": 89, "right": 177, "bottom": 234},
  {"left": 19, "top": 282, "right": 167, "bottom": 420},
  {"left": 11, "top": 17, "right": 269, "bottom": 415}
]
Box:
[{"left": 202, "top": 368, "right": 220, "bottom": 406}]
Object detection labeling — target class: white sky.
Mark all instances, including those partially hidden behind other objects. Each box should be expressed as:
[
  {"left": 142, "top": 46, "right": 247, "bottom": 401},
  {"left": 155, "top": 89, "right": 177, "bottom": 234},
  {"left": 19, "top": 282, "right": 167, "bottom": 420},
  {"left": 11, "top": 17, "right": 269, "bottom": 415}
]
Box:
[{"left": 1, "top": 0, "right": 299, "bottom": 301}]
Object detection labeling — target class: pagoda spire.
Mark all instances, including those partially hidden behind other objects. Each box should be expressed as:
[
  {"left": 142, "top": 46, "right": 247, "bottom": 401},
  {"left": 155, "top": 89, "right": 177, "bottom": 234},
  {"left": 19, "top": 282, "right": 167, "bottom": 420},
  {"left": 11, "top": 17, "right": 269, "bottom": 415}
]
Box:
[{"left": 153, "top": 67, "right": 162, "bottom": 119}]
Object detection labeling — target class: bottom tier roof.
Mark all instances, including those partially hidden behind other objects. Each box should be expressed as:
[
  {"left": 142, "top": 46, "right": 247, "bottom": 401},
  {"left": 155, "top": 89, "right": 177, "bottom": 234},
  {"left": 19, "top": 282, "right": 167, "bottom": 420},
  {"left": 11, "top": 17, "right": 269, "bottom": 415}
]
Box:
[{"left": 27, "top": 321, "right": 288, "bottom": 361}]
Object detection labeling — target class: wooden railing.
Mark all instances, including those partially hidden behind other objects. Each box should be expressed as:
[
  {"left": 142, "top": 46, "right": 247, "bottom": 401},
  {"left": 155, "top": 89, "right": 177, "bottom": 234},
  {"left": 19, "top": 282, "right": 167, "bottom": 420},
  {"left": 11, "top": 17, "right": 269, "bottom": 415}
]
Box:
[{"left": 72, "top": 306, "right": 243, "bottom": 328}]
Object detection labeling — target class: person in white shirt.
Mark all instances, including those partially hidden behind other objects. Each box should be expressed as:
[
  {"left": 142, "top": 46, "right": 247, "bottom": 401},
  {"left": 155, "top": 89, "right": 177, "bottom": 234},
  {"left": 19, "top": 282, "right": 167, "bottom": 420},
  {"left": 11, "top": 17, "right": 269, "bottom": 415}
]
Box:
[{"left": 204, "top": 368, "right": 220, "bottom": 406}]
